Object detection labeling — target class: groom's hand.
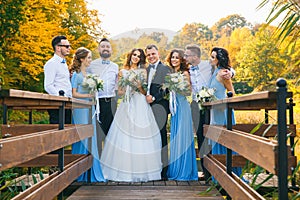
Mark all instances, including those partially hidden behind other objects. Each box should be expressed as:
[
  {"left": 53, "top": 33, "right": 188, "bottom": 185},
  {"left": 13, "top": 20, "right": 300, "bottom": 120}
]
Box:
[
  {"left": 146, "top": 95, "right": 154, "bottom": 103},
  {"left": 220, "top": 69, "right": 232, "bottom": 80}
]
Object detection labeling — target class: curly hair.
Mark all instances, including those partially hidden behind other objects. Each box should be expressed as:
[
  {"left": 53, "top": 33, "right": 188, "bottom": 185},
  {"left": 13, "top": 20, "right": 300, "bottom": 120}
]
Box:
[
  {"left": 166, "top": 48, "right": 188, "bottom": 72},
  {"left": 124, "top": 48, "right": 146, "bottom": 69},
  {"left": 70, "top": 47, "right": 91, "bottom": 73},
  {"left": 211, "top": 47, "right": 231, "bottom": 70}
]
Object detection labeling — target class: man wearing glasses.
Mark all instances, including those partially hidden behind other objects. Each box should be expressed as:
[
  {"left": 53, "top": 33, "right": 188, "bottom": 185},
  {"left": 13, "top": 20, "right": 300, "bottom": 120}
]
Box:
[
  {"left": 184, "top": 44, "right": 234, "bottom": 173},
  {"left": 44, "top": 35, "right": 72, "bottom": 124}
]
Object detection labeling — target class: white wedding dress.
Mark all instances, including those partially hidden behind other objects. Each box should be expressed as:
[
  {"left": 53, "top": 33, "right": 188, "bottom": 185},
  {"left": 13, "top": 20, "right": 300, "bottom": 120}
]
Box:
[{"left": 100, "top": 69, "right": 162, "bottom": 182}]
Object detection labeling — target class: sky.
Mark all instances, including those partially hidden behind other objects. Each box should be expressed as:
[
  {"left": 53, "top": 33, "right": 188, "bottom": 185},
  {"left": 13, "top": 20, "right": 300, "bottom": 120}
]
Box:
[{"left": 87, "top": 0, "right": 274, "bottom": 38}]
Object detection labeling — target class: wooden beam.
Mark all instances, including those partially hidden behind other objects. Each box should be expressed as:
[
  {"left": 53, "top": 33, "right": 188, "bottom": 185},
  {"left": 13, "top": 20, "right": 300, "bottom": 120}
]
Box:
[
  {"left": 204, "top": 125, "right": 277, "bottom": 174},
  {"left": 211, "top": 155, "right": 247, "bottom": 167},
  {"left": 17, "top": 154, "right": 84, "bottom": 167},
  {"left": 0, "top": 89, "right": 94, "bottom": 110},
  {"left": 202, "top": 91, "right": 292, "bottom": 110},
  {"left": 11, "top": 154, "right": 93, "bottom": 200},
  {"left": 203, "top": 155, "right": 265, "bottom": 200},
  {"left": 233, "top": 124, "right": 296, "bottom": 137},
  {"left": 1, "top": 124, "right": 75, "bottom": 138},
  {"left": 0, "top": 124, "right": 93, "bottom": 171}
]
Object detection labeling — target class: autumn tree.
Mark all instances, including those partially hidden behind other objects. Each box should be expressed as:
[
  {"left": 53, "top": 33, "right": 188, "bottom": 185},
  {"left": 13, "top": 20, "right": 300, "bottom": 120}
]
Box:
[
  {"left": 228, "top": 27, "right": 254, "bottom": 69},
  {"left": 236, "top": 25, "right": 287, "bottom": 90},
  {"left": 3, "top": 0, "right": 104, "bottom": 92},
  {"left": 170, "top": 23, "right": 212, "bottom": 59},
  {"left": 0, "top": 0, "right": 25, "bottom": 88},
  {"left": 211, "top": 14, "right": 250, "bottom": 50}
]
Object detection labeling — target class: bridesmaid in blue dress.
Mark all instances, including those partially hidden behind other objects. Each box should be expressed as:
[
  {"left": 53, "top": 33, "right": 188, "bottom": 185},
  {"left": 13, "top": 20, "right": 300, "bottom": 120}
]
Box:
[
  {"left": 70, "top": 47, "right": 106, "bottom": 182},
  {"left": 166, "top": 49, "right": 198, "bottom": 181},
  {"left": 208, "top": 47, "right": 242, "bottom": 178}
]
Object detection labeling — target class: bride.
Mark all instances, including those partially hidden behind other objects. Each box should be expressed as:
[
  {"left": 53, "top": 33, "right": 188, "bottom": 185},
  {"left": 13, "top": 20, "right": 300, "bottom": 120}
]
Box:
[{"left": 100, "top": 48, "right": 162, "bottom": 182}]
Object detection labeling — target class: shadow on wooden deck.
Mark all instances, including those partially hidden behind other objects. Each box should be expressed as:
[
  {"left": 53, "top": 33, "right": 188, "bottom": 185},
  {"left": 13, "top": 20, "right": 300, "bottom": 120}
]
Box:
[{"left": 65, "top": 179, "right": 224, "bottom": 200}]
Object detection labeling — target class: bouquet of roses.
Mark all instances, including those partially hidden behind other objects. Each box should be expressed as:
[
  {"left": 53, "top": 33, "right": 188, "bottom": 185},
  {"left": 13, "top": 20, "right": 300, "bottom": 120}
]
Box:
[
  {"left": 118, "top": 69, "right": 147, "bottom": 93},
  {"left": 81, "top": 74, "right": 104, "bottom": 94},
  {"left": 162, "top": 72, "right": 190, "bottom": 96},
  {"left": 196, "top": 86, "right": 217, "bottom": 110}
]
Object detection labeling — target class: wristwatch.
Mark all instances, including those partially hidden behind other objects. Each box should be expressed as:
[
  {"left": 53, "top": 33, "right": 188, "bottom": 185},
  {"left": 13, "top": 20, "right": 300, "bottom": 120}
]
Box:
[{"left": 152, "top": 96, "right": 155, "bottom": 101}]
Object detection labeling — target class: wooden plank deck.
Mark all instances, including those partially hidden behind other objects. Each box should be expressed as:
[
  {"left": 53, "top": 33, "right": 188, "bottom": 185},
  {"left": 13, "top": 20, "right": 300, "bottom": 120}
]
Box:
[{"left": 66, "top": 180, "right": 224, "bottom": 200}]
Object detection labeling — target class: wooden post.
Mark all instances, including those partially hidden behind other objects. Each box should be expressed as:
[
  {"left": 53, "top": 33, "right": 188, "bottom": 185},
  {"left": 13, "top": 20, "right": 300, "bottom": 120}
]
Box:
[
  {"left": 58, "top": 90, "right": 65, "bottom": 200},
  {"left": 226, "top": 92, "right": 233, "bottom": 200},
  {"left": 276, "top": 78, "right": 288, "bottom": 200}
]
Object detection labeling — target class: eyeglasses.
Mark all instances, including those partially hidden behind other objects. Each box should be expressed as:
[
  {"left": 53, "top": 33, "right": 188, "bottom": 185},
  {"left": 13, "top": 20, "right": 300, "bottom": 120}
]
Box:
[
  {"left": 58, "top": 45, "right": 71, "bottom": 48},
  {"left": 132, "top": 53, "right": 141, "bottom": 58}
]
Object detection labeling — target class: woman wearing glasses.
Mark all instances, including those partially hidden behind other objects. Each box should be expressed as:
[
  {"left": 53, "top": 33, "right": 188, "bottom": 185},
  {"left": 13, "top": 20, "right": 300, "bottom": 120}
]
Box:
[{"left": 100, "top": 48, "right": 162, "bottom": 182}]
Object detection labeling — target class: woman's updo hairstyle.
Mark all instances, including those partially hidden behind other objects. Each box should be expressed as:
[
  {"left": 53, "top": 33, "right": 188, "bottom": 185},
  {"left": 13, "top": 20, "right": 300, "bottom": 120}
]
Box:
[{"left": 70, "top": 47, "right": 90, "bottom": 73}]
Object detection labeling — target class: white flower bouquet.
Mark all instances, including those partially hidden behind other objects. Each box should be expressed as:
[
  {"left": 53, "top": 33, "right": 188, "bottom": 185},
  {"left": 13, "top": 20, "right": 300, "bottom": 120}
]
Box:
[
  {"left": 196, "top": 86, "right": 217, "bottom": 109},
  {"left": 81, "top": 74, "right": 104, "bottom": 93},
  {"left": 162, "top": 72, "right": 190, "bottom": 96},
  {"left": 118, "top": 69, "right": 147, "bottom": 93}
]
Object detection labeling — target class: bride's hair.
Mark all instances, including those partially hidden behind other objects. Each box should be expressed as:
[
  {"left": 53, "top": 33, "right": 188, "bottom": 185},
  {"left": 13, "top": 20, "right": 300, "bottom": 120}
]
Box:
[
  {"left": 124, "top": 48, "right": 146, "bottom": 69},
  {"left": 70, "top": 47, "right": 91, "bottom": 73}
]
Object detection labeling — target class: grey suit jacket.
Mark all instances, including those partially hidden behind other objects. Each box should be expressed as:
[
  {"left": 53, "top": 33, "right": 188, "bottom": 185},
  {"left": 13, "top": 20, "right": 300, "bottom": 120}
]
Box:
[{"left": 147, "top": 61, "right": 171, "bottom": 112}]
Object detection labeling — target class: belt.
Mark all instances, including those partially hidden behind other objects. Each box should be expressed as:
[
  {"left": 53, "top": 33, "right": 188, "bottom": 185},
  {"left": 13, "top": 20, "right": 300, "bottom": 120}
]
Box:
[{"left": 99, "top": 97, "right": 115, "bottom": 102}]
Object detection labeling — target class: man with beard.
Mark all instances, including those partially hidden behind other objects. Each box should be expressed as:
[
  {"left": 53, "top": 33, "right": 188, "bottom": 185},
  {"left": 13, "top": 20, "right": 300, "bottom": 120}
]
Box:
[{"left": 87, "top": 38, "right": 118, "bottom": 138}]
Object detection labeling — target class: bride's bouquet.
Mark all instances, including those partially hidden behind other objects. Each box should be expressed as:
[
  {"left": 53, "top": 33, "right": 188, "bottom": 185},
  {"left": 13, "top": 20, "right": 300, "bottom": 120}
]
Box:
[
  {"left": 162, "top": 72, "right": 190, "bottom": 96},
  {"left": 196, "top": 86, "right": 217, "bottom": 110},
  {"left": 118, "top": 69, "right": 147, "bottom": 93},
  {"left": 81, "top": 74, "right": 104, "bottom": 94}
]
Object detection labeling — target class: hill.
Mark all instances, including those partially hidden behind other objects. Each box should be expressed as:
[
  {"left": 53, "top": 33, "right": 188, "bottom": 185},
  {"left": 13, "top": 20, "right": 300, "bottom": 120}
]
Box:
[{"left": 111, "top": 28, "right": 177, "bottom": 42}]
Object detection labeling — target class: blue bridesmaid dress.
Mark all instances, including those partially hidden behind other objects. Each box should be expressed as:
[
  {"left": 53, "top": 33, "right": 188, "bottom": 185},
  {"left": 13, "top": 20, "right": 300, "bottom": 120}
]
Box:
[
  {"left": 208, "top": 67, "right": 242, "bottom": 179},
  {"left": 167, "top": 93, "right": 198, "bottom": 181},
  {"left": 71, "top": 72, "right": 106, "bottom": 182}
]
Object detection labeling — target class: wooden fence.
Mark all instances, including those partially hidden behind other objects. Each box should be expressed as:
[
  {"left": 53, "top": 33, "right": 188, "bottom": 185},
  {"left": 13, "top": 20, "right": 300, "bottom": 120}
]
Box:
[
  {"left": 201, "top": 78, "right": 297, "bottom": 199},
  {"left": 0, "top": 89, "right": 95, "bottom": 200}
]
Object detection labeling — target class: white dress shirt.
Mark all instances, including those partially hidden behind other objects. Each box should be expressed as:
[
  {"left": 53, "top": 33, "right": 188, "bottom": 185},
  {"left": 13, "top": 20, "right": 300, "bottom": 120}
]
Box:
[
  {"left": 44, "top": 54, "right": 72, "bottom": 97},
  {"left": 189, "top": 60, "right": 212, "bottom": 101},
  {"left": 147, "top": 60, "right": 159, "bottom": 95},
  {"left": 87, "top": 58, "right": 119, "bottom": 98}
]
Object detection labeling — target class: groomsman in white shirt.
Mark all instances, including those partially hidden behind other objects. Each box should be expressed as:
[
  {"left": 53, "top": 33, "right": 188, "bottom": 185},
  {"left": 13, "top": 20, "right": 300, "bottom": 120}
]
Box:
[
  {"left": 184, "top": 44, "right": 234, "bottom": 161},
  {"left": 44, "top": 35, "right": 72, "bottom": 124},
  {"left": 87, "top": 38, "right": 118, "bottom": 137}
]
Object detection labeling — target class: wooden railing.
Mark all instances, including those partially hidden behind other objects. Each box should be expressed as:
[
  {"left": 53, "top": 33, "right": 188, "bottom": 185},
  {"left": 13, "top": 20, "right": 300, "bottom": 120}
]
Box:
[
  {"left": 0, "top": 89, "right": 95, "bottom": 200},
  {"left": 201, "top": 79, "right": 297, "bottom": 200}
]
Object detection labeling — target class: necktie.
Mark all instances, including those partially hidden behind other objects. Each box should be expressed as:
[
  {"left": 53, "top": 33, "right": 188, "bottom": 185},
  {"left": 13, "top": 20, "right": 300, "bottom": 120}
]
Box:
[
  {"left": 102, "top": 60, "right": 110, "bottom": 65},
  {"left": 190, "top": 65, "right": 199, "bottom": 71},
  {"left": 61, "top": 59, "right": 66, "bottom": 64}
]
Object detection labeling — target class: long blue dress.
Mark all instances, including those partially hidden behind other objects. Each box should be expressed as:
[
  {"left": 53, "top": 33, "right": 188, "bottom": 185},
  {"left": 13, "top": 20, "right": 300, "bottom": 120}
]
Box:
[
  {"left": 71, "top": 72, "right": 106, "bottom": 182},
  {"left": 167, "top": 93, "right": 198, "bottom": 181},
  {"left": 208, "top": 67, "right": 242, "bottom": 178}
]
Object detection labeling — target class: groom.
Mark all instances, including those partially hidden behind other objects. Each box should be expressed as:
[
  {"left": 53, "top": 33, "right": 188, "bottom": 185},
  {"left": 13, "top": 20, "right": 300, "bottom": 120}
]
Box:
[{"left": 145, "top": 44, "right": 171, "bottom": 180}]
